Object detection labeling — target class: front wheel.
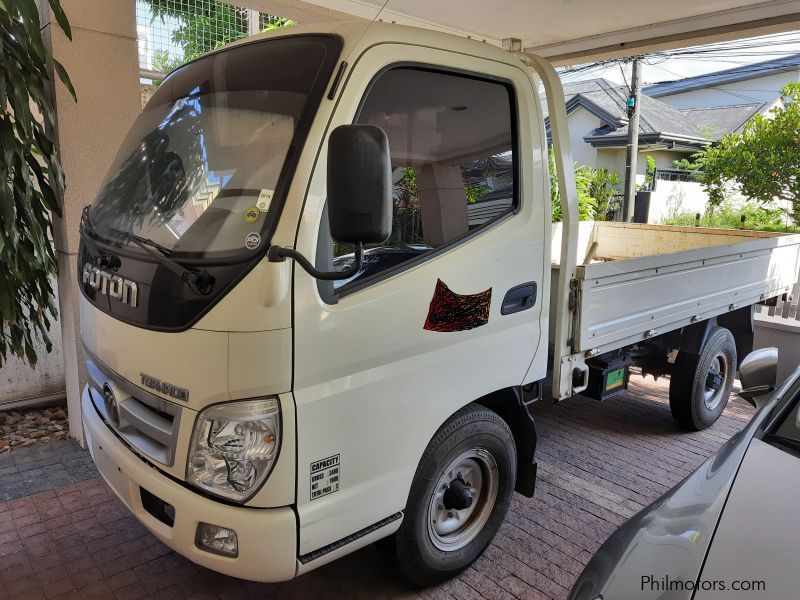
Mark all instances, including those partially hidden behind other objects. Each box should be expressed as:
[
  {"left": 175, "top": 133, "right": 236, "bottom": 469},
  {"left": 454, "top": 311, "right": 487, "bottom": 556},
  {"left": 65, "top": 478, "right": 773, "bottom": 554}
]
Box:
[
  {"left": 384, "top": 403, "right": 516, "bottom": 586},
  {"left": 669, "top": 326, "right": 737, "bottom": 430}
]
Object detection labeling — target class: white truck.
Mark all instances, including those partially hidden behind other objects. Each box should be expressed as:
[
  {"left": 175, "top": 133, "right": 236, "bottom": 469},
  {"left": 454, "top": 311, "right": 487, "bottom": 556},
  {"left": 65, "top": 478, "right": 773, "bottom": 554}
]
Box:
[{"left": 78, "top": 20, "right": 800, "bottom": 586}]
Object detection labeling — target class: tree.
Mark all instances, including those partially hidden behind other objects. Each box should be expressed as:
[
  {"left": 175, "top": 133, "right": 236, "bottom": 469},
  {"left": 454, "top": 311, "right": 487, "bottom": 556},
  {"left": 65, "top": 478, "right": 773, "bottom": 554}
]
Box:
[
  {"left": 549, "top": 147, "right": 621, "bottom": 222},
  {"left": 672, "top": 156, "right": 702, "bottom": 171},
  {"left": 640, "top": 155, "right": 656, "bottom": 190},
  {"left": 1, "top": 0, "right": 75, "bottom": 367},
  {"left": 588, "top": 167, "right": 621, "bottom": 220},
  {"left": 698, "top": 83, "right": 800, "bottom": 224},
  {"left": 145, "top": 0, "right": 293, "bottom": 70}
]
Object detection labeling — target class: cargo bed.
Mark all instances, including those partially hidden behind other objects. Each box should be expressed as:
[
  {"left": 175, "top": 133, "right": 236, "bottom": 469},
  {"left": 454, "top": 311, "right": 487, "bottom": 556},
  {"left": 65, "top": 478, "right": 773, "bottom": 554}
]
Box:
[{"left": 550, "top": 222, "right": 800, "bottom": 354}]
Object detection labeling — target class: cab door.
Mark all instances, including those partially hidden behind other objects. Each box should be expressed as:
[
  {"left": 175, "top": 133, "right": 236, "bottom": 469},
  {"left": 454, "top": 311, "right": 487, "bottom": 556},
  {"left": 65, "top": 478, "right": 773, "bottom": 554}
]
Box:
[{"left": 291, "top": 43, "right": 549, "bottom": 557}]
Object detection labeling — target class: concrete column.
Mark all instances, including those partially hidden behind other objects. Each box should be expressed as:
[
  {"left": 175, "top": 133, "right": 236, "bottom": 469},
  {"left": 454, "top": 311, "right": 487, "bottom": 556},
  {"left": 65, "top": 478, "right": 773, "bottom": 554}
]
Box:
[
  {"left": 39, "top": 0, "right": 141, "bottom": 444},
  {"left": 417, "top": 164, "right": 469, "bottom": 247}
]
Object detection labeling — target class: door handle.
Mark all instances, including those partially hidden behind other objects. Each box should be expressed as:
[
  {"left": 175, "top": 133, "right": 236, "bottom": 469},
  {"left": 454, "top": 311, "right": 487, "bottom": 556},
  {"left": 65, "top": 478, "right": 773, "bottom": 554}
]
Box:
[{"left": 501, "top": 282, "right": 537, "bottom": 315}]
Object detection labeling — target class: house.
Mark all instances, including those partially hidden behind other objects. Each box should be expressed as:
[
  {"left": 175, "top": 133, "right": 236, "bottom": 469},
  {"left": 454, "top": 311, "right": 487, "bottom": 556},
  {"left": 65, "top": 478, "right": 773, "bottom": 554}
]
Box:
[
  {"left": 548, "top": 78, "right": 770, "bottom": 184},
  {"left": 644, "top": 53, "right": 800, "bottom": 109},
  {"left": 553, "top": 53, "right": 800, "bottom": 181},
  {"left": 547, "top": 53, "right": 800, "bottom": 221}
]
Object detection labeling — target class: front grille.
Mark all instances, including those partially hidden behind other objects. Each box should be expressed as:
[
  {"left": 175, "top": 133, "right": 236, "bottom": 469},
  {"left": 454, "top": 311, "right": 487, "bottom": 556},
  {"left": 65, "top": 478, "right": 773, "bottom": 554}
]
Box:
[{"left": 86, "top": 352, "right": 183, "bottom": 466}]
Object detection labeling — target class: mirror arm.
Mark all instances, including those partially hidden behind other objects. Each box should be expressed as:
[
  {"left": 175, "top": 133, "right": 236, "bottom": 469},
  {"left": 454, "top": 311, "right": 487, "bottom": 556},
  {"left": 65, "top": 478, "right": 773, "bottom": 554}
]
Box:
[
  {"left": 267, "top": 242, "right": 364, "bottom": 281},
  {"left": 738, "top": 384, "right": 775, "bottom": 409}
]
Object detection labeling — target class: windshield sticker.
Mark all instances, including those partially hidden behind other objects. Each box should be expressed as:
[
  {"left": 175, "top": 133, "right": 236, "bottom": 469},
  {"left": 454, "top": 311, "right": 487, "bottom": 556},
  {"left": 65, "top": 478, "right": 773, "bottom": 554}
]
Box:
[
  {"left": 257, "top": 189, "right": 274, "bottom": 212},
  {"left": 244, "top": 206, "right": 260, "bottom": 224},
  {"left": 244, "top": 232, "right": 261, "bottom": 251},
  {"left": 424, "top": 279, "right": 491, "bottom": 332},
  {"left": 310, "top": 454, "right": 340, "bottom": 500}
]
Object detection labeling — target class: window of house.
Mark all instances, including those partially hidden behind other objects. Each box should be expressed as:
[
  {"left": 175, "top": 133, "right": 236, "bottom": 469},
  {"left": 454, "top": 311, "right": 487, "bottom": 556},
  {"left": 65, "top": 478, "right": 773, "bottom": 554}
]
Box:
[{"left": 317, "top": 66, "right": 517, "bottom": 296}]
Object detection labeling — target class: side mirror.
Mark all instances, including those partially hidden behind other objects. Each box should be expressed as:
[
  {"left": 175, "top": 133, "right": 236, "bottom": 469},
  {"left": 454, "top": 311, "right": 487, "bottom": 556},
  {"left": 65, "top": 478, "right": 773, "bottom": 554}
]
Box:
[
  {"left": 267, "top": 125, "right": 392, "bottom": 281},
  {"left": 739, "top": 347, "right": 779, "bottom": 409},
  {"left": 327, "top": 124, "right": 392, "bottom": 244}
]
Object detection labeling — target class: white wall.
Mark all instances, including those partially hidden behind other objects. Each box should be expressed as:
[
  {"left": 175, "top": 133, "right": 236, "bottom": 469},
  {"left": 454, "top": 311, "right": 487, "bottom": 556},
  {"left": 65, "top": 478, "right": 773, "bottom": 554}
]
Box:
[
  {"left": 653, "top": 71, "right": 799, "bottom": 109},
  {"left": 595, "top": 148, "right": 688, "bottom": 183},
  {"left": 568, "top": 107, "right": 601, "bottom": 167},
  {"left": 44, "top": 0, "right": 142, "bottom": 444},
  {"left": 649, "top": 180, "right": 708, "bottom": 223},
  {"left": 0, "top": 279, "right": 65, "bottom": 407},
  {"left": 754, "top": 315, "right": 800, "bottom": 384},
  {"left": 649, "top": 150, "right": 687, "bottom": 172}
]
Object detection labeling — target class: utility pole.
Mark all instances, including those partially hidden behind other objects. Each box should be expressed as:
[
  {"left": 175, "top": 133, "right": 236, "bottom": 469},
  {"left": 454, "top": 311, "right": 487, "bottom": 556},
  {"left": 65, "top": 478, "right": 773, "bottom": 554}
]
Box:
[
  {"left": 247, "top": 9, "right": 260, "bottom": 37},
  {"left": 622, "top": 57, "right": 643, "bottom": 222}
]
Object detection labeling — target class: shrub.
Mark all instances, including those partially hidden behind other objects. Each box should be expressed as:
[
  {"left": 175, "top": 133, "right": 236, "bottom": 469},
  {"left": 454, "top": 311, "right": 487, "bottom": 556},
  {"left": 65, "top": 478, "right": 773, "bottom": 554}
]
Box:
[
  {"left": 662, "top": 201, "right": 799, "bottom": 232},
  {"left": 549, "top": 148, "right": 621, "bottom": 222}
]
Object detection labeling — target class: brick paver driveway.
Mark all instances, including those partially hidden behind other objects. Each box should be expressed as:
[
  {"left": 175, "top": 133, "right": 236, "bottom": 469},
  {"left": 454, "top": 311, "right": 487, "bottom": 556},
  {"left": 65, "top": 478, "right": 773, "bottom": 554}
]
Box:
[{"left": 0, "top": 377, "right": 753, "bottom": 600}]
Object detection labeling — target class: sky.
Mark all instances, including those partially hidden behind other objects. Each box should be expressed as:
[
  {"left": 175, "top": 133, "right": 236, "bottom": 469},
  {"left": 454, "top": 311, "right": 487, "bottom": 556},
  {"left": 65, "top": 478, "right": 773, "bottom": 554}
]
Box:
[{"left": 560, "top": 31, "right": 800, "bottom": 88}]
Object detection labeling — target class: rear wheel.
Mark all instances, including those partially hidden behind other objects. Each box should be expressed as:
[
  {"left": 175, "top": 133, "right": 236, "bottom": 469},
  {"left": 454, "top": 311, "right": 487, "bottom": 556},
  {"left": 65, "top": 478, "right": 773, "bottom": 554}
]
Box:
[
  {"left": 669, "top": 326, "right": 737, "bottom": 430},
  {"left": 383, "top": 403, "right": 516, "bottom": 586}
]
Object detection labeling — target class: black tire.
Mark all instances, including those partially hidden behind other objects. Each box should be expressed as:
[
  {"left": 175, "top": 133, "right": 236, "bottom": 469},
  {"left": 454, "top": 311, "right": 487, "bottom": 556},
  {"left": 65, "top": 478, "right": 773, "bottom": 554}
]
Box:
[
  {"left": 669, "top": 326, "right": 737, "bottom": 430},
  {"left": 383, "top": 403, "right": 516, "bottom": 586}
]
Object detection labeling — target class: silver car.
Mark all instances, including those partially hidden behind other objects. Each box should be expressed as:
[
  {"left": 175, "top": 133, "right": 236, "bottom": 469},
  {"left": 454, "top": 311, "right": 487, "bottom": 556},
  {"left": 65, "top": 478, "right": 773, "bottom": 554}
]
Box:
[{"left": 570, "top": 348, "right": 800, "bottom": 600}]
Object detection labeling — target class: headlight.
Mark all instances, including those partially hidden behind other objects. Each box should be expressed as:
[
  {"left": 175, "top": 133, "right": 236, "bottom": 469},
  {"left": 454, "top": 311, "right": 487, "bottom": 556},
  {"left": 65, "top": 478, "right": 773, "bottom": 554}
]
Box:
[{"left": 187, "top": 398, "right": 280, "bottom": 502}]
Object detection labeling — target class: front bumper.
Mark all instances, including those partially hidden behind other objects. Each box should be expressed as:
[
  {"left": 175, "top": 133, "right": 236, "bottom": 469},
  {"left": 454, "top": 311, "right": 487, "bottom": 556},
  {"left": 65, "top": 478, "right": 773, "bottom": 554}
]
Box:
[{"left": 81, "top": 385, "right": 298, "bottom": 582}]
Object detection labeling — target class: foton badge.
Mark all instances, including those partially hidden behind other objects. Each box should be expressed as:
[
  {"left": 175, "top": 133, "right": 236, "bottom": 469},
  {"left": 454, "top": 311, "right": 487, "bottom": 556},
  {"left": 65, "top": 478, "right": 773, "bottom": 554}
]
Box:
[
  {"left": 140, "top": 373, "right": 189, "bottom": 402},
  {"left": 82, "top": 263, "right": 138, "bottom": 308}
]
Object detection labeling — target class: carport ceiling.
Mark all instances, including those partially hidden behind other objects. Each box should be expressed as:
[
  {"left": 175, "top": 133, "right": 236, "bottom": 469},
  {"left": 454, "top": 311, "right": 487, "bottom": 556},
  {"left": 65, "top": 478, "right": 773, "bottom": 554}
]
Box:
[{"left": 235, "top": 0, "right": 800, "bottom": 63}]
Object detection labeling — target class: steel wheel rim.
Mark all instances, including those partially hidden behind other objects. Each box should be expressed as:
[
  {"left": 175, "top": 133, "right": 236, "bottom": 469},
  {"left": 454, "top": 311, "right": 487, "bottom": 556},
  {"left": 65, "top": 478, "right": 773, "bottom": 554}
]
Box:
[
  {"left": 703, "top": 352, "right": 729, "bottom": 411},
  {"left": 427, "top": 448, "right": 499, "bottom": 552}
]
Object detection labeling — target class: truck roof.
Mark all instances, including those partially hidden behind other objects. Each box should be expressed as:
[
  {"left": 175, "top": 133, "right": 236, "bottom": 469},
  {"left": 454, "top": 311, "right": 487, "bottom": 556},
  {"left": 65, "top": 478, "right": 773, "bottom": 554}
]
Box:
[{"left": 215, "top": 19, "right": 525, "bottom": 72}]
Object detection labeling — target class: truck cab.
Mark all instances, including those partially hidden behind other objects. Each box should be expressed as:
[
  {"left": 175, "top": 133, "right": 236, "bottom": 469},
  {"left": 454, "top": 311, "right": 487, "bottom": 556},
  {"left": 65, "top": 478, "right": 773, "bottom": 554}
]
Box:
[
  {"left": 77, "top": 18, "right": 800, "bottom": 586},
  {"left": 79, "top": 21, "right": 550, "bottom": 584}
]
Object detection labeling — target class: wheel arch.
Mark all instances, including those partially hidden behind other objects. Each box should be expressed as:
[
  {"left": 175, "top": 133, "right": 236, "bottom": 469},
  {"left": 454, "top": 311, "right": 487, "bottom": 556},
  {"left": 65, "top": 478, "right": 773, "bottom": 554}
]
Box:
[
  {"left": 415, "top": 387, "right": 539, "bottom": 502},
  {"left": 669, "top": 306, "right": 753, "bottom": 366},
  {"left": 717, "top": 305, "right": 755, "bottom": 369},
  {"left": 475, "top": 386, "right": 538, "bottom": 498}
]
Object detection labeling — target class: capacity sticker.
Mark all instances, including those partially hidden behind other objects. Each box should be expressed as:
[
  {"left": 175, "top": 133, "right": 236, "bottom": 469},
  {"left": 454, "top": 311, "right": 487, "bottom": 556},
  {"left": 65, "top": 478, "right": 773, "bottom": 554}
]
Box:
[{"left": 310, "top": 454, "right": 340, "bottom": 500}]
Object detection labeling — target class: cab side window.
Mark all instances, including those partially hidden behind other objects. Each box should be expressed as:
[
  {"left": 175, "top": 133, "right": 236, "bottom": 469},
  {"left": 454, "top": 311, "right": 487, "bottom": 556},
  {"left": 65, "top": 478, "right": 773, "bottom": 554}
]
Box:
[{"left": 319, "top": 66, "right": 517, "bottom": 295}]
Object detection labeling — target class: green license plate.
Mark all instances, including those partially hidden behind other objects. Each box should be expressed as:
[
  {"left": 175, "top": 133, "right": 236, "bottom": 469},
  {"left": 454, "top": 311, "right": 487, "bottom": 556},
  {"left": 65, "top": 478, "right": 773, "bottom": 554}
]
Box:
[{"left": 605, "top": 367, "right": 626, "bottom": 391}]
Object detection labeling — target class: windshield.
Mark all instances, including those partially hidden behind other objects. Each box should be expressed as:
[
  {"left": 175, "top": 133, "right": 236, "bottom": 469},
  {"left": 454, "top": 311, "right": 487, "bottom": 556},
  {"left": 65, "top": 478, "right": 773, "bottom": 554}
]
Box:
[
  {"left": 89, "top": 35, "right": 340, "bottom": 259},
  {"left": 771, "top": 389, "right": 800, "bottom": 450}
]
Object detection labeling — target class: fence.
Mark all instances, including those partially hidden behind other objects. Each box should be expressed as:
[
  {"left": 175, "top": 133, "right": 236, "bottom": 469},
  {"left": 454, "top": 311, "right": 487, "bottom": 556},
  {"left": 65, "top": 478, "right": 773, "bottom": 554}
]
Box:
[
  {"left": 757, "top": 280, "right": 800, "bottom": 321},
  {"left": 136, "top": 0, "right": 291, "bottom": 79},
  {"left": 754, "top": 277, "right": 800, "bottom": 382},
  {"left": 653, "top": 167, "right": 702, "bottom": 184}
]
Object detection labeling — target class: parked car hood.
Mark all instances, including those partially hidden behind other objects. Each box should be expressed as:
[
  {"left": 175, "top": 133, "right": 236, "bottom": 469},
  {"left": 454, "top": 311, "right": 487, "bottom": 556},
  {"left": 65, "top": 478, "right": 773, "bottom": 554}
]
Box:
[
  {"left": 568, "top": 410, "right": 768, "bottom": 600},
  {"left": 693, "top": 437, "right": 800, "bottom": 599}
]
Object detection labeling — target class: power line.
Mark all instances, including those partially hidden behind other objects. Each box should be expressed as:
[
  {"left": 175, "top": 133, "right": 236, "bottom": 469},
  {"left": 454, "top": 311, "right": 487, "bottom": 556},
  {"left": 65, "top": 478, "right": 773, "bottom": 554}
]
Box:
[
  {"left": 644, "top": 61, "right": 764, "bottom": 103},
  {"left": 558, "top": 29, "right": 800, "bottom": 82},
  {"left": 563, "top": 57, "right": 800, "bottom": 90},
  {"left": 618, "top": 61, "right": 631, "bottom": 95}
]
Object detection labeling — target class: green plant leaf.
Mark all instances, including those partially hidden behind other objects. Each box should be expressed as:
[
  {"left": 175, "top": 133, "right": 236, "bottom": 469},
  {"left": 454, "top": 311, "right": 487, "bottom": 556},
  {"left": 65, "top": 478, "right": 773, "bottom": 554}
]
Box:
[
  {"left": 16, "top": 0, "right": 40, "bottom": 30},
  {"left": 48, "top": 0, "right": 72, "bottom": 40},
  {"left": 0, "top": 1, "right": 71, "bottom": 368},
  {"left": 693, "top": 82, "right": 800, "bottom": 225},
  {"left": 53, "top": 59, "right": 76, "bottom": 100}
]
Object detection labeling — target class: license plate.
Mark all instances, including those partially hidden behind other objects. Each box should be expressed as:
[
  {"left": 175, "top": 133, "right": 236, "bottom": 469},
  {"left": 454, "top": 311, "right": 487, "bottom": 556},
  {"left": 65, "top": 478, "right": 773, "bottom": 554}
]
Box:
[
  {"left": 605, "top": 367, "right": 626, "bottom": 391},
  {"left": 93, "top": 441, "right": 132, "bottom": 506}
]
